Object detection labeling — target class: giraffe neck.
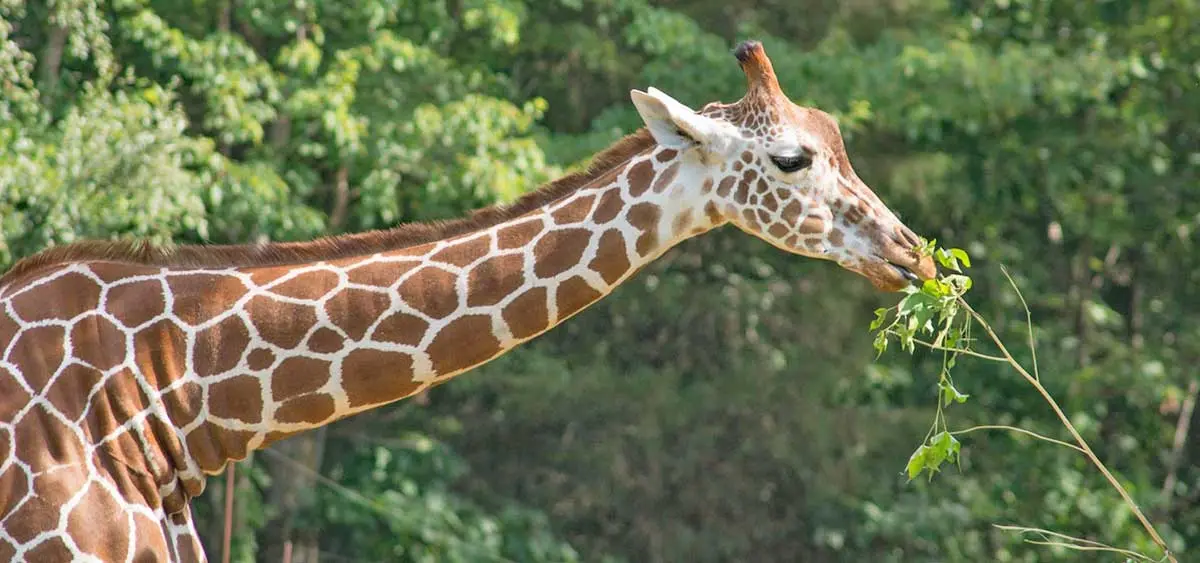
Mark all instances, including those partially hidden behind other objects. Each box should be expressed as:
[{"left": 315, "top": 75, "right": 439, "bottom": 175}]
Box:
[
  {"left": 168, "top": 144, "right": 721, "bottom": 489},
  {"left": 0, "top": 138, "right": 721, "bottom": 556}
]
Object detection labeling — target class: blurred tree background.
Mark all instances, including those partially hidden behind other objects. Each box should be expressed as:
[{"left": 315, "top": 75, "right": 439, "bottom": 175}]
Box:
[{"left": 2, "top": 0, "right": 1198, "bottom": 561}]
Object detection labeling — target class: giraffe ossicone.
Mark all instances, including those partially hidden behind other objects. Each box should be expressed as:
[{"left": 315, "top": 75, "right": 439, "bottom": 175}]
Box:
[{"left": 0, "top": 40, "right": 934, "bottom": 562}]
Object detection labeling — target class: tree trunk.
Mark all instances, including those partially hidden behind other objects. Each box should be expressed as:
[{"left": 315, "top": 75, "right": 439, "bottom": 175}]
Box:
[
  {"left": 217, "top": 0, "right": 233, "bottom": 33},
  {"left": 38, "top": 24, "right": 67, "bottom": 102},
  {"left": 260, "top": 428, "right": 327, "bottom": 563},
  {"left": 329, "top": 166, "right": 351, "bottom": 232},
  {"left": 1071, "top": 237, "right": 1093, "bottom": 368}
]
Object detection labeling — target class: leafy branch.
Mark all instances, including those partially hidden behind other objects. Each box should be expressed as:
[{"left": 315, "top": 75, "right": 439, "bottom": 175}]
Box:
[{"left": 870, "top": 245, "right": 1178, "bottom": 563}]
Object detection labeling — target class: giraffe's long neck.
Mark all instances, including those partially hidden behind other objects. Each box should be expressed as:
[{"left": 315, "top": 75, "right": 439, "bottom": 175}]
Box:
[{"left": 174, "top": 144, "right": 721, "bottom": 486}]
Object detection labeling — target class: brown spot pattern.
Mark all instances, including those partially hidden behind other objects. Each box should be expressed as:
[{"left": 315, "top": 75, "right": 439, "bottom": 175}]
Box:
[
  {"left": 430, "top": 236, "right": 491, "bottom": 267},
  {"left": 625, "top": 160, "right": 654, "bottom": 197},
  {"left": 328, "top": 288, "right": 391, "bottom": 340},
  {"left": 67, "top": 485, "right": 129, "bottom": 560},
  {"left": 589, "top": 230, "right": 631, "bottom": 285},
  {"left": 373, "top": 312, "right": 429, "bottom": 345},
  {"left": 799, "top": 216, "right": 826, "bottom": 234},
  {"left": 43, "top": 364, "right": 104, "bottom": 422},
  {"left": 71, "top": 316, "right": 126, "bottom": 371},
  {"left": 397, "top": 267, "right": 460, "bottom": 318},
  {"left": 844, "top": 201, "right": 867, "bottom": 224},
  {"left": 11, "top": 326, "right": 65, "bottom": 390},
  {"left": 105, "top": 280, "right": 165, "bottom": 327},
  {"left": 466, "top": 254, "right": 525, "bottom": 306},
  {"left": 0, "top": 367, "right": 30, "bottom": 422},
  {"left": 828, "top": 228, "right": 845, "bottom": 246},
  {"left": 502, "top": 287, "right": 549, "bottom": 339},
  {"left": 716, "top": 177, "right": 736, "bottom": 197},
  {"left": 556, "top": 277, "right": 602, "bottom": 320},
  {"left": 341, "top": 350, "right": 418, "bottom": 407},
  {"left": 208, "top": 376, "right": 263, "bottom": 424},
  {"left": 651, "top": 162, "right": 680, "bottom": 193},
  {"left": 272, "top": 357, "right": 331, "bottom": 401},
  {"left": 497, "top": 221, "right": 544, "bottom": 250},
  {"left": 550, "top": 195, "right": 595, "bottom": 225},
  {"left": 591, "top": 190, "right": 624, "bottom": 224},
  {"left": 307, "top": 327, "right": 344, "bottom": 353},
  {"left": 246, "top": 348, "right": 275, "bottom": 370},
  {"left": 347, "top": 261, "right": 419, "bottom": 286},
  {"left": 275, "top": 394, "right": 335, "bottom": 425},
  {"left": 734, "top": 171, "right": 757, "bottom": 204},
  {"left": 10, "top": 272, "right": 100, "bottom": 322},
  {"left": 193, "top": 315, "right": 249, "bottom": 377},
  {"left": 168, "top": 275, "right": 245, "bottom": 326},
  {"left": 781, "top": 199, "right": 804, "bottom": 225},
  {"left": 672, "top": 210, "right": 695, "bottom": 236},
  {"left": 761, "top": 192, "right": 778, "bottom": 212},
  {"left": 627, "top": 203, "right": 661, "bottom": 257},
  {"left": 427, "top": 315, "right": 501, "bottom": 375},
  {"left": 704, "top": 201, "right": 723, "bottom": 225},
  {"left": 269, "top": 270, "right": 339, "bottom": 300},
  {"left": 533, "top": 229, "right": 591, "bottom": 278}
]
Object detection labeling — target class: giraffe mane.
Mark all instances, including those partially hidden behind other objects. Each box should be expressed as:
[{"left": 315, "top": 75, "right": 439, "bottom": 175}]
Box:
[{"left": 1, "top": 129, "right": 655, "bottom": 284}]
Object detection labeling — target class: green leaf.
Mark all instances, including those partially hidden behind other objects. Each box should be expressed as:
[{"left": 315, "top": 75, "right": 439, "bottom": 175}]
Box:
[
  {"left": 949, "top": 248, "right": 971, "bottom": 268},
  {"left": 919, "top": 432, "right": 962, "bottom": 480},
  {"left": 906, "top": 445, "right": 929, "bottom": 480},
  {"left": 926, "top": 436, "right": 948, "bottom": 469},
  {"left": 873, "top": 331, "right": 889, "bottom": 358},
  {"left": 933, "top": 431, "right": 962, "bottom": 464},
  {"left": 939, "top": 380, "right": 970, "bottom": 406},
  {"left": 898, "top": 291, "right": 934, "bottom": 316},
  {"left": 934, "top": 248, "right": 960, "bottom": 272},
  {"left": 869, "top": 307, "right": 889, "bottom": 332}
]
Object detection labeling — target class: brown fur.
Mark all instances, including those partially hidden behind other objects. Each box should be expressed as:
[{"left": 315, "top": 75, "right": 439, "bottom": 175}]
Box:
[{"left": 1, "top": 129, "right": 656, "bottom": 285}]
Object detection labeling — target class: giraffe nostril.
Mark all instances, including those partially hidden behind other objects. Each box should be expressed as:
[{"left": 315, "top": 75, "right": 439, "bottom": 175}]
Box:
[{"left": 894, "top": 225, "right": 921, "bottom": 248}]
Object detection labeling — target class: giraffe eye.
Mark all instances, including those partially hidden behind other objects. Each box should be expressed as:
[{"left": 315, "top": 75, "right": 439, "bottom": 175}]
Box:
[{"left": 770, "top": 152, "right": 813, "bottom": 173}]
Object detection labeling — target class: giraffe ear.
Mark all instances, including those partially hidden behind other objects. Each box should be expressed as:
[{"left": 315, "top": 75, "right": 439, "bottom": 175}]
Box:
[{"left": 630, "top": 88, "right": 719, "bottom": 150}]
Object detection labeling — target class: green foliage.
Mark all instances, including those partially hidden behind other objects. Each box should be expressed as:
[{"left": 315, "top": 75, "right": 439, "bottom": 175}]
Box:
[
  {"left": 314, "top": 435, "right": 583, "bottom": 562},
  {"left": 0, "top": 85, "right": 208, "bottom": 265}
]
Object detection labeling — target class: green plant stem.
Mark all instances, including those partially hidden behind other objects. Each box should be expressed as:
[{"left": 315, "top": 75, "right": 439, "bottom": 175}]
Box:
[
  {"left": 992, "top": 524, "right": 1157, "bottom": 562},
  {"left": 901, "top": 335, "right": 1007, "bottom": 362},
  {"left": 957, "top": 297, "right": 1177, "bottom": 563},
  {"left": 999, "top": 266, "right": 1040, "bottom": 382},
  {"left": 951, "top": 425, "right": 1085, "bottom": 454}
]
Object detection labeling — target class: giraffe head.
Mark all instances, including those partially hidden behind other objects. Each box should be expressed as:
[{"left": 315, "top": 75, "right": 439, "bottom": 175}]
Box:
[{"left": 630, "top": 40, "right": 936, "bottom": 291}]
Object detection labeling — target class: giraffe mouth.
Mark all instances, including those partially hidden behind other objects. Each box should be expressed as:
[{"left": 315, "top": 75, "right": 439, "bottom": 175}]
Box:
[{"left": 889, "top": 262, "right": 920, "bottom": 284}]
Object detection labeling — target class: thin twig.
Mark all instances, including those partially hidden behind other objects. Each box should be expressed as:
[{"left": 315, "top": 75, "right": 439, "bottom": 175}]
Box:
[
  {"left": 993, "top": 524, "right": 1156, "bottom": 561},
  {"left": 995, "top": 523, "right": 1131, "bottom": 547},
  {"left": 1161, "top": 380, "right": 1199, "bottom": 510},
  {"left": 959, "top": 296, "right": 1177, "bottom": 563},
  {"left": 885, "top": 332, "right": 1007, "bottom": 362},
  {"left": 1021, "top": 540, "right": 1155, "bottom": 561},
  {"left": 1000, "top": 266, "right": 1039, "bottom": 382},
  {"left": 952, "top": 424, "right": 1085, "bottom": 454}
]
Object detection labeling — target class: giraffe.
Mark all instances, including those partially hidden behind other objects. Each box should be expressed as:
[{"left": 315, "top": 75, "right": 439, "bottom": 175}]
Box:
[{"left": 0, "top": 41, "right": 935, "bottom": 562}]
